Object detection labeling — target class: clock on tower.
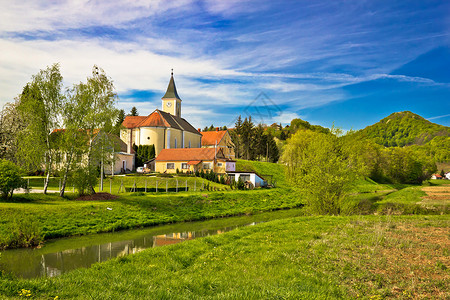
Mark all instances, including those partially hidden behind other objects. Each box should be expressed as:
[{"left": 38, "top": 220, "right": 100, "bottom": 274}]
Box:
[{"left": 161, "top": 70, "right": 182, "bottom": 117}]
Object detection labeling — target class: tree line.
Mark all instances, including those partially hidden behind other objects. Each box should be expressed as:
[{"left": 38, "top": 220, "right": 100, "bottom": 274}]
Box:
[
  {"left": 0, "top": 63, "right": 119, "bottom": 196},
  {"left": 281, "top": 128, "right": 438, "bottom": 215},
  {"left": 229, "top": 116, "right": 279, "bottom": 162}
]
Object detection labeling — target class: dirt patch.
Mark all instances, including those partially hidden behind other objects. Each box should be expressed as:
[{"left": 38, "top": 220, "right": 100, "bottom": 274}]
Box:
[
  {"left": 371, "top": 224, "right": 449, "bottom": 298},
  {"left": 76, "top": 192, "right": 119, "bottom": 201},
  {"left": 422, "top": 185, "right": 450, "bottom": 203}
]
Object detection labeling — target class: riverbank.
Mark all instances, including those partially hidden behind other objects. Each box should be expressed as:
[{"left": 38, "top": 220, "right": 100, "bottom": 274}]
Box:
[
  {"left": 0, "top": 188, "right": 301, "bottom": 250},
  {"left": 1, "top": 215, "right": 448, "bottom": 299}
]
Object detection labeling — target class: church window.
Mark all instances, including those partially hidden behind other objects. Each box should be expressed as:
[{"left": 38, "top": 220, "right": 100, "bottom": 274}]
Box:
[
  {"left": 188, "top": 141, "right": 191, "bottom": 148},
  {"left": 167, "top": 163, "right": 175, "bottom": 169},
  {"left": 174, "top": 138, "right": 178, "bottom": 148},
  {"left": 147, "top": 137, "right": 150, "bottom": 140}
]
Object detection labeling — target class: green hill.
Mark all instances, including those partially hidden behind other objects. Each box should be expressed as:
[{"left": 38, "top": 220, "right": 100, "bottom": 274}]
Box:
[
  {"left": 236, "top": 160, "right": 288, "bottom": 187},
  {"left": 355, "top": 111, "right": 450, "bottom": 147}
]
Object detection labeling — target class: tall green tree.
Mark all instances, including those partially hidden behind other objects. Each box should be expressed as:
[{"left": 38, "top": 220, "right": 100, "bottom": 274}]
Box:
[
  {"left": 130, "top": 106, "right": 138, "bottom": 116},
  {"left": 59, "top": 65, "right": 118, "bottom": 196},
  {"left": 0, "top": 101, "right": 25, "bottom": 162},
  {"left": 282, "top": 129, "right": 355, "bottom": 215},
  {"left": 16, "top": 64, "right": 63, "bottom": 194},
  {"left": 112, "top": 109, "right": 125, "bottom": 136}
]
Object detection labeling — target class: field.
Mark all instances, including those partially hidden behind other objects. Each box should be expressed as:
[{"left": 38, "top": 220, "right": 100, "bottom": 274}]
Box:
[
  {"left": 0, "top": 160, "right": 449, "bottom": 298},
  {"left": 0, "top": 188, "right": 302, "bottom": 250},
  {"left": 0, "top": 215, "right": 448, "bottom": 299},
  {"left": 24, "top": 175, "right": 230, "bottom": 194}
]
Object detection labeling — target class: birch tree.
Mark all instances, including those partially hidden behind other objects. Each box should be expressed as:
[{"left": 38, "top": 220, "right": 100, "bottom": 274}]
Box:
[
  {"left": 16, "top": 64, "right": 63, "bottom": 193},
  {"left": 59, "top": 65, "right": 118, "bottom": 196}
]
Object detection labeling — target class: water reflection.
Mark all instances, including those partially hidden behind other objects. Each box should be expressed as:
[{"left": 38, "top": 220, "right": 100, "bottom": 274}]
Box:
[{"left": 0, "top": 221, "right": 262, "bottom": 279}]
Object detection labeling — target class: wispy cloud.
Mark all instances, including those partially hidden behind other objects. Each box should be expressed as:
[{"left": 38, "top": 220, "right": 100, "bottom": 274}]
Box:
[
  {"left": 1, "top": 1, "right": 449, "bottom": 129},
  {"left": 427, "top": 114, "right": 450, "bottom": 120}
]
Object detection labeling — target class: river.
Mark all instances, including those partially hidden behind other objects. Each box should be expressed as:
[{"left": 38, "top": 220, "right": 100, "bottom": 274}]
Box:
[{"left": 0, "top": 209, "right": 303, "bottom": 279}]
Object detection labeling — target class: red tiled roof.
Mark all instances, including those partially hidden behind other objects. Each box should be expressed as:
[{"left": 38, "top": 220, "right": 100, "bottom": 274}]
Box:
[
  {"left": 201, "top": 130, "right": 227, "bottom": 146},
  {"left": 156, "top": 148, "right": 224, "bottom": 161},
  {"left": 122, "top": 116, "right": 146, "bottom": 129},
  {"left": 121, "top": 110, "right": 201, "bottom": 135},
  {"left": 187, "top": 160, "right": 201, "bottom": 165},
  {"left": 138, "top": 111, "right": 171, "bottom": 127}
]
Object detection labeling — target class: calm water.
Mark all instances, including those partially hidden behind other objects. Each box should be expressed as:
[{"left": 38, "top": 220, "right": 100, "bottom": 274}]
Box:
[{"left": 0, "top": 209, "right": 303, "bottom": 279}]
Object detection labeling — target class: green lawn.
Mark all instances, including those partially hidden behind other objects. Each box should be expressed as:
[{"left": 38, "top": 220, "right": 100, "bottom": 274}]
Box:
[
  {"left": 25, "top": 175, "right": 230, "bottom": 194},
  {"left": 0, "top": 215, "right": 448, "bottom": 299},
  {"left": 0, "top": 188, "right": 302, "bottom": 250}
]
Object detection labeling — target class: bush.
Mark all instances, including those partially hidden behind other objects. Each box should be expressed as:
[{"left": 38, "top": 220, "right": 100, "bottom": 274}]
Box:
[
  {"left": 69, "top": 166, "right": 98, "bottom": 196},
  {"left": 0, "top": 216, "right": 43, "bottom": 250},
  {"left": 0, "top": 160, "right": 26, "bottom": 200}
]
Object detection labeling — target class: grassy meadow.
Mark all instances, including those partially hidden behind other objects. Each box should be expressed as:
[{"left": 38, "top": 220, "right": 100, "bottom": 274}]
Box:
[
  {"left": 1, "top": 160, "right": 449, "bottom": 298},
  {"left": 0, "top": 215, "right": 448, "bottom": 299}
]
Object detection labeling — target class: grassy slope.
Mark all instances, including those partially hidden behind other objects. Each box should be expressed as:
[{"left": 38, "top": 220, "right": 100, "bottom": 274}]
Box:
[
  {"left": 0, "top": 190, "right": 302, "bottom": 249},
  {"left": 0, "top": 215, "right": 448, "bottom": 299},
  {"left": 235, "top": 159, "right": 288, "bottom": 187},
  {"left": 25, "top": 175, "right": 230, "bottom": 193}
]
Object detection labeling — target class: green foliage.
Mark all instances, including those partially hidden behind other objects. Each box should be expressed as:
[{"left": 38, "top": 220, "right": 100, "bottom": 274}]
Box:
[
  {"left": 133, "top": 144, "right": 155, "bottom": 168},
  {"left": 15, "top": 64, "right": 64, "bottom": 194},
  {"left": 0, "top": 160, "right": 26, "bottom": 200},
  {"left": 282, "top": 129, "right": 355, "bottom": 214},
  {"left": 111, "top": 109, "right": 125, "bottom": 136},
  {"left": 129, "top": 106, "right": 138, "bottom": 116},
  {"left": 355, "top": 111, "right": 449, "bottom": 148},
  {"left": 230, "top": 115, "right": 279, "bottom": 162},
  {"left": 236, "top": 176, "right": 245, "bottom": 190},
  {"left": 69, "top": 166, "right": 98, "bottom": 196},
  {"left": 0, "top": 216, "right": 42, "bottom": 250},
  {"left": 0, "top": 215, "right": 447, "bottom": 299}
]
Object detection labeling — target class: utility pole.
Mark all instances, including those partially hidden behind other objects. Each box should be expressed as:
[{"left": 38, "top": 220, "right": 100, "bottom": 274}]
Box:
[{"left": 100, "top": 143, "right": 104, "bottom": 191}]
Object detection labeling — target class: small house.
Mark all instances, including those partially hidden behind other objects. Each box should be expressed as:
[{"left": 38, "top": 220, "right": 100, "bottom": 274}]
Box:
[
  {"left": 431, "top": 174, "right": 443, "bottom": 180},
  {"left": 155, "top": 147, "right": 235, "bottom": 174},
  {"left": 201, "top": 129, "right": 235, "bottom": 159},
  {"left": 226, "top": 171, "right": 267, "bottom": 188}
]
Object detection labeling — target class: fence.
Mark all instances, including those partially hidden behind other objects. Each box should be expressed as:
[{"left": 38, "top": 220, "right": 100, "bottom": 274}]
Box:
[{"left": 23, "top": 176, "right": 230, "bottom": 194}]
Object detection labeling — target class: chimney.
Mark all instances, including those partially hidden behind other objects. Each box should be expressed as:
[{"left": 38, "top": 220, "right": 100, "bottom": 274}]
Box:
[
  {"left": 198, "top": 128, "right": 201, "bottom": 132},
  {"left": 216, "top": 127, "right": 219, "bottom": 131}
]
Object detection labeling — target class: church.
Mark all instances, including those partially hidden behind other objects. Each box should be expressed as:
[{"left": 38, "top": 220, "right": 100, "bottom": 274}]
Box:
[{"left": 120, "top": 72, "right": 203, "bottom": 161}]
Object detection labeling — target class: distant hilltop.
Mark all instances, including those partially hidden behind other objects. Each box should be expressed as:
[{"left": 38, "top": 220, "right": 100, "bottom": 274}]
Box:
[{"left": 353, "top": 111, "right": 450, "bottom": 147}]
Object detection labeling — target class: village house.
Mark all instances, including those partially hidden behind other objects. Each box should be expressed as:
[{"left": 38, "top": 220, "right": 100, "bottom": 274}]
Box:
[
  {"left": 227, "top": 171, "right": 268, "bottom": 188},
  {"left": 155, "top": 147, "right": 235, "bottom": 174},
  {"left": 431, "top": 173, "right": 443, "bottom": 180},
  {"left": 51, "top": 129, "right": 135, "bottom": 175},
  {"left": 120, "top": 72, "right": 202, "bottom": 158},
  {"left": 201, "top": 128, "right": 235, "bottom": 160}
]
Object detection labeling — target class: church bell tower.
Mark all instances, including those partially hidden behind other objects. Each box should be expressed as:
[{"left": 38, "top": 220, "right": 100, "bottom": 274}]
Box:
[{"left": 162, "top": 69, "right": 182, "bottom": 117}]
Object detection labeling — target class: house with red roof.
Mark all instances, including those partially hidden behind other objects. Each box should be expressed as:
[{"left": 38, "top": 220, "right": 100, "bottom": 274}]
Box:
[
  {"left": 155, "top": 147, "right": 235, "bottom": 174},
  {"left": 201, "top": 128, "right": 235, "bottom": 159},
  {"left": 120, "top": 72, "right": 202, "bottom": 160}
]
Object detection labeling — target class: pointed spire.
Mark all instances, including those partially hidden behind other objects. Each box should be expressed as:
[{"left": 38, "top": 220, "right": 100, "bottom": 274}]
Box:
[{"left": 162, "top": 69, "right": 181, "bottom": 100}]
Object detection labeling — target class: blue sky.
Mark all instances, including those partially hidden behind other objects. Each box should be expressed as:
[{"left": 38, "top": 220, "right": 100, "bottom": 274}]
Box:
[{"left": 1, "top": 0, "right": 449, "bottom": 130}]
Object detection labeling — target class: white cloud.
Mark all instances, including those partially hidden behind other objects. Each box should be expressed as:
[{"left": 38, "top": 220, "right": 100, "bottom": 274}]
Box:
[{"left": 0, "top": 0, "right": 194, "bottom": 33}]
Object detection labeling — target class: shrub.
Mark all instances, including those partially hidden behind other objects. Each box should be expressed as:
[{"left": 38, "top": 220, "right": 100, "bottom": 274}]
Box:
[
  {"left": 0, "top": 216, "right": 43, "bottom": 249},
  {"left": 69, "top": 166, "right": 98, "bottom": 196},
  {"left": 0, "top": 160, "right": 26, "bottom": 200}
]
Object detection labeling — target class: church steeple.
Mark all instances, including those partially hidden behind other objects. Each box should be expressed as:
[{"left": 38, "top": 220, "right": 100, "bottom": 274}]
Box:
[
  {"left": 162, "top": 70, "right": 182, "bottom": 117},
  {"left": 162, "top": 69, "right": 181, "bottom": 101}
]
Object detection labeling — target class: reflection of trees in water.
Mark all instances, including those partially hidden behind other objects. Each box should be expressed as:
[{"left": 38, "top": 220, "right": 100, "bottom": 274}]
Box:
[{"left": 3, "top": 222, "right": 261, "bottom": 279}]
